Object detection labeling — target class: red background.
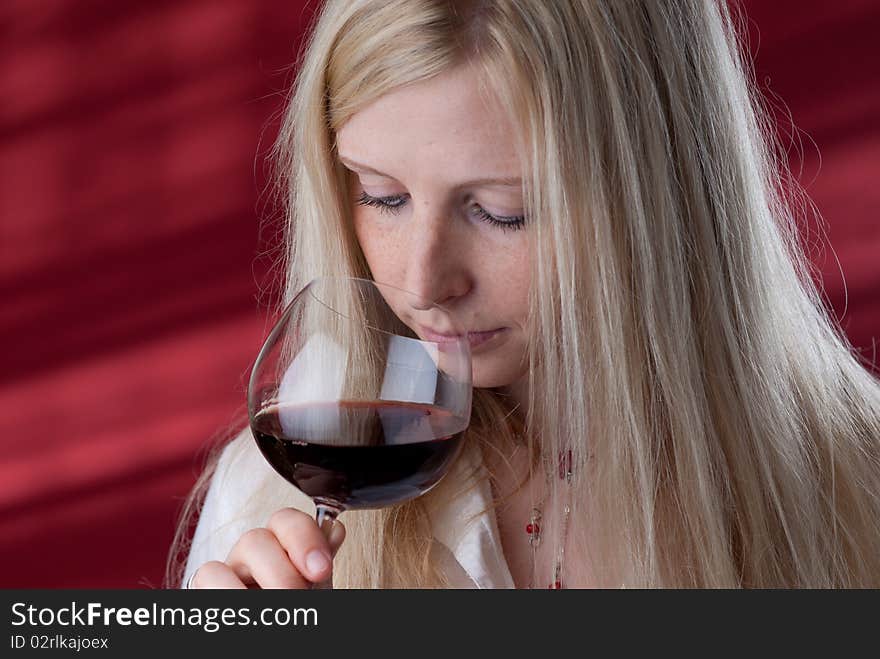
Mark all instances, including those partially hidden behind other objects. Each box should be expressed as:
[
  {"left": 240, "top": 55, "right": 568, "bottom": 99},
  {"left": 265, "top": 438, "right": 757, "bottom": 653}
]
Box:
[{"left": 1, "top": 1, "right": 878, "bottom": 588}]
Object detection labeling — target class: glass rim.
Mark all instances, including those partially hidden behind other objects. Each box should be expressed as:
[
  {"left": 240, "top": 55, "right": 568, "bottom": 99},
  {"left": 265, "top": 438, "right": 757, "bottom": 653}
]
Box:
[{"left": 299, "top": 275, "right": 468, "bottom": 339}]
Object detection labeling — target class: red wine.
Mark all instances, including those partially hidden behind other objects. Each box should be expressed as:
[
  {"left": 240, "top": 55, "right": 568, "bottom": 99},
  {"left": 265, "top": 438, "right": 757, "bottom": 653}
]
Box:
[{"left": 251, "top": 400, "right": 466, "bottom": 509}]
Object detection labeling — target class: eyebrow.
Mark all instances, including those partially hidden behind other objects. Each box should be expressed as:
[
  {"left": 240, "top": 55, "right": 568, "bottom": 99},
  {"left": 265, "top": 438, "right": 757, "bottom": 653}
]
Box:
[{"left": 338, "top": 156, "right": 522, "bottom": 188}]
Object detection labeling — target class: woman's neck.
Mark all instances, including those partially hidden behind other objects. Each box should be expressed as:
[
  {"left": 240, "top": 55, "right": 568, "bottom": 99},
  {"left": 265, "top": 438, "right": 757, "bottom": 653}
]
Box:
[{"left": 499, "top": 375, "right": 530, "bottom": 420}]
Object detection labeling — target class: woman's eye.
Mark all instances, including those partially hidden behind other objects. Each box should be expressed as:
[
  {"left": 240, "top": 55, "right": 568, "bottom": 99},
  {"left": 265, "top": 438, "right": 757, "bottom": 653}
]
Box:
[
  {"left": 466, "top": 203, "right": 526, "bottom": 233},
  {"left": 355, "top": 191, "right": 526, "bottom": 232},
  {"left": 355, "top": 191, "right": 408, "bottom": 214}
]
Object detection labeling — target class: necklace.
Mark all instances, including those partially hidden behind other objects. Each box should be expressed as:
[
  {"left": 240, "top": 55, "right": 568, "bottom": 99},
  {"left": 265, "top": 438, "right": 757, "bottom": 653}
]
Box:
[{"left": 526, "top": 449, "right": 573, "bottom": 589}]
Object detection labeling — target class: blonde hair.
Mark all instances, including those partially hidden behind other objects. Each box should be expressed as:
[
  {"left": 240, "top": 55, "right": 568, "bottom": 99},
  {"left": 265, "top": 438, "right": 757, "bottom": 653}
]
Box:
[{"left": 168, "top": 0, "right": 880, "bottom": 588}]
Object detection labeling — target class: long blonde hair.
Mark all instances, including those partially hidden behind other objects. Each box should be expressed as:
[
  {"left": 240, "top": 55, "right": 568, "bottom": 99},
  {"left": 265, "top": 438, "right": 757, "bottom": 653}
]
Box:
[{"left": 167, "top": 0, "right": 880, "bottom": 588}]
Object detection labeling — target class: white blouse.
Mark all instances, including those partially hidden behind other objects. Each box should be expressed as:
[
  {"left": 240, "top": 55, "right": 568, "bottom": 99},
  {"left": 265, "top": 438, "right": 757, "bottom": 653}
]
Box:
[{"left": 181, "top": 432, "right": 515, "bottom": 589}]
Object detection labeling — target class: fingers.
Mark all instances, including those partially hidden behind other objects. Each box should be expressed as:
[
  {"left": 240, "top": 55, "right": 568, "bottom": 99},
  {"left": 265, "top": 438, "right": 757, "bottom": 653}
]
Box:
[
  {"left": 189, "top": 508, "right": 347, "bottom": 590},
  {"left": 226, "top": 527, "right": 313, "bottom": 589},
  {"left": 327, "top": 518, "right": 346, "bottom": 556},
  {"left": 189, "top": 561, "right": 247, "bottom": 589},
  {"left": 266, "top": 508, "right": 337, "bottom": 584}
]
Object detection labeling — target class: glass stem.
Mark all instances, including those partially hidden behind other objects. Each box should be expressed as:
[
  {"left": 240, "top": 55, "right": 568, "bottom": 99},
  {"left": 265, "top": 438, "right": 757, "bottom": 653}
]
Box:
[{"left": 313, "top": 502, "right": 342, "bottom": 590}]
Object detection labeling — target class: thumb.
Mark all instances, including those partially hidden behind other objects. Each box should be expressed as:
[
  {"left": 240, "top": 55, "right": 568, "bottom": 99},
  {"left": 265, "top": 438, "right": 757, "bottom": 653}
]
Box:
[{"left": 327, "top": 519, "right": 346, "bottom": 558}]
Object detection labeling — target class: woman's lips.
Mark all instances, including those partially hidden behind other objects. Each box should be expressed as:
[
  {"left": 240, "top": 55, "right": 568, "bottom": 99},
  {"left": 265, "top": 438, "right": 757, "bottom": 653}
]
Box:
[{"left": 418, "top": 325, "right": 507, "bottom": 348}]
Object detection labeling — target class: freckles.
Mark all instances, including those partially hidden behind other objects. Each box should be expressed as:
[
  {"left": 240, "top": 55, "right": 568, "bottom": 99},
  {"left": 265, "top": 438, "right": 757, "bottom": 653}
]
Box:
[
  {"left": 350, "top": 213, "right": 366, "bottom": 251},
  {"left": 351, "top": 212, "right": 400, "bottom": 277},
  {"left": 350, "top": 210, "right": 377, "bottom": 266},
  {"left": 491, "top": 241, "right": 529, "bottom": 276}
]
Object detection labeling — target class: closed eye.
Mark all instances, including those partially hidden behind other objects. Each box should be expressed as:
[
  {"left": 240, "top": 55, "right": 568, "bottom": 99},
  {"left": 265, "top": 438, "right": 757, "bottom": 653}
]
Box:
[{"left": 354, "top": 191, "right": 525, "bottom": 232}]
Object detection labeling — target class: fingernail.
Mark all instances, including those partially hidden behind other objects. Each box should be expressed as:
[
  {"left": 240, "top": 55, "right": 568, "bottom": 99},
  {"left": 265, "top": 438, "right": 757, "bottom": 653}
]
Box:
[{"left": 306, "top": 550, "right": 330, "bottom": 577}]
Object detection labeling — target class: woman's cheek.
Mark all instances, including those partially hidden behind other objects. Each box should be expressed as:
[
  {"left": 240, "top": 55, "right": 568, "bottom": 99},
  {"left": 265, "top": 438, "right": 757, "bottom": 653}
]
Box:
[
  {"left": 352, "top": 211, "right": 393, "bottom": 278},
  {"left": 352, "top": 212, "right": 373, "bottom": 263}
]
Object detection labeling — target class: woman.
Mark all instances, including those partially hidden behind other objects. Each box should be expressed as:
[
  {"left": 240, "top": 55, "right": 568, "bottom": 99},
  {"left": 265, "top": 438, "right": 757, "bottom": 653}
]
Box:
[{"left": 169, "top": 0, "right": 880, "bottom": 588}]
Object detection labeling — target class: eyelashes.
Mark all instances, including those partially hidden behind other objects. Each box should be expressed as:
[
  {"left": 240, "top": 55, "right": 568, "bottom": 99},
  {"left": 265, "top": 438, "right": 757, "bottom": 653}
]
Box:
[
  {"left": 356, "top": 191, "right": 408, "bottom": 213},
  {"left": 355, "top": 191, "right": 526, "bottom": 232}
]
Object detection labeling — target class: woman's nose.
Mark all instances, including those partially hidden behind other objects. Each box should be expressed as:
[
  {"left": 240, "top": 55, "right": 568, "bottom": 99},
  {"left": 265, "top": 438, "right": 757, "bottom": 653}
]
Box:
[{"left": 403, "top": 216, "right": 470, "bottom": 310}]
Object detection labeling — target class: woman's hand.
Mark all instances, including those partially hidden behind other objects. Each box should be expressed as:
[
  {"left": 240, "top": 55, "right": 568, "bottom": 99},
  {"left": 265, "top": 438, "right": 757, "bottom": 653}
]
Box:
[{"left": 188, "top": 508, "right": 346, "bottom": 589}]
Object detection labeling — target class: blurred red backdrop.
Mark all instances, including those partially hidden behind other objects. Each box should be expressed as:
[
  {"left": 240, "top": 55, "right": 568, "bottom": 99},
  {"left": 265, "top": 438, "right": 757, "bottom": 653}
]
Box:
[{"left": 1, "top": 0, "right": 878, "bottom": 588}]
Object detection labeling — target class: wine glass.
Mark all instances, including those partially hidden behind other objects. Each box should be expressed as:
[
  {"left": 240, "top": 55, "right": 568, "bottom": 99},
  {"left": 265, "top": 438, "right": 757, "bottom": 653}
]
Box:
[{"left": 247, "top": 276, "right": 472, "bottom": 588}]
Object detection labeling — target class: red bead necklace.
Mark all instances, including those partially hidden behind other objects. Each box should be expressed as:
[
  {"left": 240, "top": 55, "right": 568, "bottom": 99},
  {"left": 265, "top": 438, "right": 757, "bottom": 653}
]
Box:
[{"left": 525, "top": 449, "right": 573, "bottom": 589}]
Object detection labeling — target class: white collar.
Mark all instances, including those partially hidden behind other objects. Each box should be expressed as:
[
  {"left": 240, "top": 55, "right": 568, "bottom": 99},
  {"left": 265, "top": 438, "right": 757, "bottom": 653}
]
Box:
[{"left": 423, "top": 441, "right": 515, "bottom": 588}]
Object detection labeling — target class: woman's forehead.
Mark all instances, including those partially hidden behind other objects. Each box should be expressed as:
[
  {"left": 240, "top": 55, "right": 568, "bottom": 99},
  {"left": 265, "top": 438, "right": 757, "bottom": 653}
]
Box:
[{"left": 335, "top": 66, "right": 521, "bottom": 184}]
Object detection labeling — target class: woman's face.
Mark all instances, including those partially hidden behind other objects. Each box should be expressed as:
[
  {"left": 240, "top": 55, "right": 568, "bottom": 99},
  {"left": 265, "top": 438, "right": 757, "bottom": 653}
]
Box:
[{"left": 335, "top": 63, "right": 530, "bottom": 390}]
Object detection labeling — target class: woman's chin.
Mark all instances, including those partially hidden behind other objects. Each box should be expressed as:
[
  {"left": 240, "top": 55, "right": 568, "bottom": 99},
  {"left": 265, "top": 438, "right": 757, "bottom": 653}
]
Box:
[{"left": 471, "top": 356, "right": 528, "bottom": 390}]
